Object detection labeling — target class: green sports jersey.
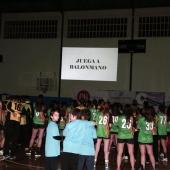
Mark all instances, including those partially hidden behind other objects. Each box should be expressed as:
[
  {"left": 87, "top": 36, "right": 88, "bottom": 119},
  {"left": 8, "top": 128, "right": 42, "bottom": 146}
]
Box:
[
  {"left": 95, "top": 111, "right": 110, "bottom": 138},
  {"left": 66, "top": 106, "right": 72, "bottom": 123},
  {"left": 167, "top": 120, "right": 170, "bottom": 132},
  {"left": 157, "top": 112, "right": 167, "bottom": 135},
  {"left": 89, "top": 107, "right": 97, "bottom": 121},
  {"left": 110, "top": 115, "right": 119, "bottom": 133},
  {"left": 33, "top": 109, "right": 44, "bottom": 124},
  {"left": 137, "top": 116, "right": 153, "bottom": 143},
  {"left": 59, "top": 116, "right": 66, "bottom": 130},
  {"left": 47, "top": 108, "right": 51, "bottom": 123},
  {"left": 117, "top": 115, "right": 133, "bottom": 139}
]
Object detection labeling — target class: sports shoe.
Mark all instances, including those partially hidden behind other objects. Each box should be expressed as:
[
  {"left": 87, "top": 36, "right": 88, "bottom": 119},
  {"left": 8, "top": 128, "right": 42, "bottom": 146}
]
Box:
[
  {"left": 123, "top": 155, "right": 128, "bottom": 160},
  {"left": 9, "top": 156, "right": 16, "bottom": 160},
  {"left": 25, "top": 148, "right": 32, "bottom": 156},
  {"left": 94, "top": 161, "right": 97, "bottom": 168},
  {"left": 160, "top": 153, "right": 164, "bottom": 157},
  {"left": 35, "top": 149, "right": 41, "bottom": 157},
  {"left": 153, "top": 167, "right": 157, "bottom": 170},
  {"left": 138, "top": 164, "right": 145, "bottom": 170},
  {"left": 0, "top": 155, "right": 10, "bottom": 160},
  {"left": 162, "top": 157, "right": 168, "bottom": 161}
]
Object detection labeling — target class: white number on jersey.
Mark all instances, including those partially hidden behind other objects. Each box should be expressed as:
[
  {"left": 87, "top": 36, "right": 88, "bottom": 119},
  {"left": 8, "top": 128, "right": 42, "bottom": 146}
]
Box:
[
  {"left": 159, "top": 116, "right": 166, "bottom": 125},
  {"left": 146, "top": 122, "right": 153, "bottom": 130},
  {"left": 112, "top": 116, "right": 118, "bottom": 124},
  {"left": 122, "top": 118, "right": 131, "bottom": 129},
  {"left": 99, "top": 115, "right": 108, "bottom": 125}
]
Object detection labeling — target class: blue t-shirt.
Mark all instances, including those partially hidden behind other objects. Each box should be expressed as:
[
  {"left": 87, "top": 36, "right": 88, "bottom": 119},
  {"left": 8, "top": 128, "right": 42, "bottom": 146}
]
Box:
[
  {"left": 80, "top": 124, "right": 97, "bottom": 156},
  {"left": 45, "top": 121, "right": 60, "bottom": 157},
  {"left": 63, "top": 120, "right": 93, "bottom": 154}
]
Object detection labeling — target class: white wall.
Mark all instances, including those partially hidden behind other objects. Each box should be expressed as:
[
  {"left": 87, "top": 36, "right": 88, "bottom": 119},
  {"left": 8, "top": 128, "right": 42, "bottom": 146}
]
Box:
[
  {"left": 132, "top": 38, "right": 170, "bottom": 92},
  {"left": 0, "top": 8, "right": 170, "bottom": 98},
  {"left": 0, "top": 39, "right": 60, "bottom": 96}
]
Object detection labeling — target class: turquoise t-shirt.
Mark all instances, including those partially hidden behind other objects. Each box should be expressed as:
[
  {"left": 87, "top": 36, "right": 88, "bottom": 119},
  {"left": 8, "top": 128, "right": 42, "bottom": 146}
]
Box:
[
  {"left": 63, "top": 120, "right": 93, "bottom": 154},
  {"left": 45, "top": 121, "right": 60, "bottom": 157},
  {"left": 80, "top": 124, "right": 97, "bottom": 156}
]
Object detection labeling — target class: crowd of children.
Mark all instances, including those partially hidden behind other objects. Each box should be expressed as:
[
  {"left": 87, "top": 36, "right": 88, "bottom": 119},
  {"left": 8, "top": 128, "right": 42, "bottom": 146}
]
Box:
[{"left": 0, "top": 95, "right": 170, "bottom": 170}]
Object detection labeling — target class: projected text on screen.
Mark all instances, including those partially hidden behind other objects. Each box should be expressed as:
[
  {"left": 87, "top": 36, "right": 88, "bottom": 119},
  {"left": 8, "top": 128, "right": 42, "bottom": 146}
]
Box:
[{"left": 61, "top": 47, "right": 118, "bottom": 81}]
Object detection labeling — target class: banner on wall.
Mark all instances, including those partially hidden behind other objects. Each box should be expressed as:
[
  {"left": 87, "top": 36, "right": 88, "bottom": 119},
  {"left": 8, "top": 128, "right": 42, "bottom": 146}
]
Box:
[
  {"left": 73, "top": 89, "right": 166, "bottom": 106},
  {"left": 108, "top": 91, "right": 136, "bottom": 105},
  {"left": 73, "top": 89, "right": 109, "bottom": 102},
  {"left": 136, "top": 92, "right": 165, "bottom": 106}
]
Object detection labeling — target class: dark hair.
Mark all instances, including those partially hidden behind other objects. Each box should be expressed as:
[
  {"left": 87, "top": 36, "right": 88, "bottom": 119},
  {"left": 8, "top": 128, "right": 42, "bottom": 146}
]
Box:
[
  {"left": 35, "top": 94, "right": 45, "bottom": 112},
  {"left": 73, "top": 100, "right": 78, "bottom": 108},
  {"left": 132, "top": 99, "right": 138, "bottom": 106},
  {"left": 62, "top": 101, "right": 67, "bottom": 107},
  {"left": 92, "top": 99, "right": 97, "bottom": 105},
  {"left": 71, "top": 108, "right": 81, "bottom": 119},
  {"left": 50, "top": 100, "right": 60, "bottom": 110},
  {"left": 123, "top": 106, "right": 132, "bottom": 124},
  {"left": 86, "top": 100, "right": 92, "bottom": 107},
  {"left": 92, "top": 99, "right": 98, "bottom": 109},
  {"left": 144, "top": 106, "right": 154, "bottom": 123},
  {"left": 81, "top": 109, "right": 91, "bottom": 121},
  {"left": 111, "top": 103, "right": 120, "bottom": 116},
  {"left": 50, "top": 108, "right": 60, "bottom": 120},
  {"left": 143, "top": 101, "right": 149, "bottom": 107},
  {"left": 131, "top": 105, "right": 141, "bottom": 116},
  {"left": 100, "top": 102, "right": 109, "bottom": 115},
  {"left": 167, "top": 106, "right": 170, "bottom": 121},
  {"left": 158, "top": 105, "right": 165, "bottom": 113},
  {"left": 98, "top": 99, "right": 104, "bottom": 105},
  {"left": 79, "top": 98, "right": 85, "bottom": 105}
]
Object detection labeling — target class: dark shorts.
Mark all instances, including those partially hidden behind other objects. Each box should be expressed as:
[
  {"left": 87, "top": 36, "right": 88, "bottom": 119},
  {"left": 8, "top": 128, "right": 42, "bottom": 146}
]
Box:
[
  {"left": 117, "top": 138, "right": 134, "bottom": 144},
  {"left": 158, "top": 135, "right": 167, "bottom": 140},
  {"left": 110, "top": 132, "right": 118, "bottom": 135},
  {"left": 138, "top": 142, "right": 153, "bottom": 145},
  {"left": 97, "top": 137, "right": 110, "bottom": 139},
  {"left": 0, "top": 123, "right": 4, "bottom": 130},
  {"left": 33, "top": 123, "right": 46, "bottom": 129}
]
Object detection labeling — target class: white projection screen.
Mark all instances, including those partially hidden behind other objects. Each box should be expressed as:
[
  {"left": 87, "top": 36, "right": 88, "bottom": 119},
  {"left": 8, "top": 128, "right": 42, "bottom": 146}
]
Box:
[{"left": 61, "top": 47, "right": 118, "bottom": 81}]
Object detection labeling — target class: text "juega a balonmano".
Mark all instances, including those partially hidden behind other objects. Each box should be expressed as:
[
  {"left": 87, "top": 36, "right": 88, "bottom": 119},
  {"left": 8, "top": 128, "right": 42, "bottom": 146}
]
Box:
[{"left": 70, "top": 59, "right": 107, "bottom": 70}]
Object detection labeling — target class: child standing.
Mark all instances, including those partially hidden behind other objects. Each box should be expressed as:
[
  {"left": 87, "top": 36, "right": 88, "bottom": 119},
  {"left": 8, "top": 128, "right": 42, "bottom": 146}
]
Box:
[
  {"left": 109, "top": 103, "right": 120, "bottom": 152},
  {"left": 61, "top": 108, "right": 95, "bottom": 170},
  {"left": 157, "top": 105, "right": 168, "bottom": 161},
  {"left": 78, "top": 109, "right": 97, "bottom": 170},
  {"left": 45, "top": 109, "right": 61, "bottom": 170},
  {"left": 138, "top": 106, "right": 156, "bottom": 170},
  {"left": 26, "top": 94, "right": 46, "bottom": 157},
  {"left": 116, "top": 107, "right": 135, "bottom": 170},
  {"left": 94, "top": 102, "right": 112, "bottom": 170}
]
